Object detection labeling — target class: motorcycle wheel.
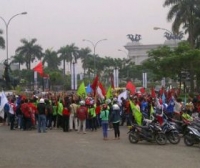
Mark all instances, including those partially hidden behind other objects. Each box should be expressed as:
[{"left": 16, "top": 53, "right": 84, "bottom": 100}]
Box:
[
  {"left": 184, "top": 134, "right": 194, "bottom": 146},
  {"left": 168, "top": 131, "right": 181, "bottom": 144},
  {"left": 155, "top": 133, "right": 167, "bottom": 145},
  {"left": 128, "top": 132, "right": 139, "bottom": 144}
]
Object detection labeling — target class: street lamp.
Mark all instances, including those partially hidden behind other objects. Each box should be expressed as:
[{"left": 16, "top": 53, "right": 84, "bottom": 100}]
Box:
[
  {"left": 83, "top": 38, "right": 107, "bottom": 75},
  {"left": 0, "top": 12, "right": 27, "bottom": 62},
  {"left": 118, "top": 49, "right": 128, "bottom": 58}
]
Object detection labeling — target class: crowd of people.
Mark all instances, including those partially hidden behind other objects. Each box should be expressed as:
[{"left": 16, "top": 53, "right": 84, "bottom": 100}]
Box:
[
  {"left": 2, "top": 90, "right": 200, "bottom": 140},
  {"left": 1, "top": 93, "right": 122, "bottom": 140}
]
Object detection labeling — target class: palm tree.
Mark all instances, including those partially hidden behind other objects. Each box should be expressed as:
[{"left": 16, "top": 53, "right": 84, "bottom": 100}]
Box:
[
  {"left": 79, "top": 47, "right": 92, "bottom": 75},
  {"left": 0, "top": 29, "right": 5, "bottom": 49},
  {"left": 43, "top": 49, "right": 61, "bottom": 70},
  {"left": 57, "top": 43, "right": 79, "bottom": 75},
  {"left": 10, "top": 53, "right": 24, "bottom": 70},
  {"left": 15, "top": 38, "right": 43, "bottom": 69},
  {"left": 163, "top": 0, "right": 200, "bottom": 47}
]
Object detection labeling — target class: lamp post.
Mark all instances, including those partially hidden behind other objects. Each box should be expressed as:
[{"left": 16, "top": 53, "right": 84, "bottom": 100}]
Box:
[
  {"left": 118, "top": 49, "right": 128, "bottom": 59},
  {"left": 83, "top": 38, "right": 107, "bottom": 75},
  {"left": 0, "top": 12, "right": 27, "bottom": 62},
  {"left": 153, "top": 27, "right": 173, "bottom": 34}
]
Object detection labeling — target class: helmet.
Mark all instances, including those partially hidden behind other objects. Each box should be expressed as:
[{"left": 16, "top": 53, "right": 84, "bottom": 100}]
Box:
[
  {"left": 105, "top": 99, "right": 111, "bottom": 104},
  {"left": 39, "top": 98, "right": 44, "bottom": 103},
  {"left": 79, "top": 100, "right": 85, "bottom": 106},
  {"left": 113, "top": 104, "right": 120, "bottom": 110}
]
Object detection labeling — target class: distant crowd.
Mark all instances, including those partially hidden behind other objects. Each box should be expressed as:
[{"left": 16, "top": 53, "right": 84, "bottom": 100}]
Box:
[{"left": 2, "top": 91, "right": 200, "bottom": 140}]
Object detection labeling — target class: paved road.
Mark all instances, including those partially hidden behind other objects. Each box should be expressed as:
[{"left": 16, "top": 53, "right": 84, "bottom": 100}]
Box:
[{"left": 0, "top": 125, "right": 199, "bottom": 168}]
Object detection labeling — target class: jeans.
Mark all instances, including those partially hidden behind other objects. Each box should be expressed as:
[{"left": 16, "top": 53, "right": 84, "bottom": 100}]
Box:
[
  {"left": 96, "top": 114, "right": 101, "bottom": 127},
  {"left": 113, "top": 122, "right": 120, "bottom": 138},
  {"left": 18, "top": 115, "right": 23, "bottom": 129},
  {"left": 10, "top": 114, "right": 15, "bottom": 130},
  {"left": 38, "top": 114, "right": 46, "bottom": 133},
  {"left": 63, "top": 115, "right": 69, "bottom": 132},
  {"left": 101, "top": 121, "right": 108, "bottom": 138}
]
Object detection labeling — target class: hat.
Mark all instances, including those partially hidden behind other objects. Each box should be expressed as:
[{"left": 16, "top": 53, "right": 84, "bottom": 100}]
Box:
[{"left": 39, "top": 98, "right": 45, "bottom": 103}]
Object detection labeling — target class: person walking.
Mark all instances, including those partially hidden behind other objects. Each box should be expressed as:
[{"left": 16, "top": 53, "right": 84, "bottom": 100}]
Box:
[
  {"left": 37, "top": 98, "right": 47, "bottom": 133},
  {"left": 100, "top": 104, "right": 109, "bottom": 140},
  {"left": 110, "top": 101, "right": 121, "bottom": 140},
  {"left": 77, "top": 100, "right": 88, "bottom": 134}
]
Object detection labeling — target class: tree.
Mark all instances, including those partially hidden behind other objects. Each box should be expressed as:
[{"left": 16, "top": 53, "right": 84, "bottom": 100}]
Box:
[
  {"left": 58, "top": 43, "right": 79, "bottom": 75},
  {"left": 163, "top": 0, "right": 200, "bottom": 47},
  {"left": 15, "top": 38, "right": 43, "bottom": 70},
  {"left": 10, "top": 53, "right": 24, "bottom": 70},
  {"left": 79, "top": 47, "right": 92, "bottom": 75},
  {"left": 0, "top": 29, "right": 5, "bottom": 49},
  {"left": 43, "top": 49, "right": 61, "bottom": 71}
]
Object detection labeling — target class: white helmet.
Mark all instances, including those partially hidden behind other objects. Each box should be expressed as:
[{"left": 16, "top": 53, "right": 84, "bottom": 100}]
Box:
[
  {"left": 113, "top": 104, "right": 120, "bottom": 110},
  {"left": 39, "top": 98, "right": 44, "bottom": 103},
  {"left": 80, "top": 100, "right": 85, "bottom": 106},
  {"left": 105, "top": 99, "right": 111, "bottom": 104}
]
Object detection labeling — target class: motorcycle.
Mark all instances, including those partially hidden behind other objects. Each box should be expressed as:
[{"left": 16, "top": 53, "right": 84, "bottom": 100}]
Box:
[
  {"left": 184, "top": 125, "right": 200, "bottom": 146},
  {"left": 161, "top": 121, "right": 180, "bottom": 144},
  {"left": 128, "top": 122, "right": 167, "bottom": 145}
]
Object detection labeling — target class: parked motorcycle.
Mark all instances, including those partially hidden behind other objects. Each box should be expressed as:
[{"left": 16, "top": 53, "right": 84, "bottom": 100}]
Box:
[
  {"left": 128, "top": 122, "right": 167, "bottom": 145},
  {"left": 161, "top": 121, "right": 180, "bottom": 144},
  {"left": 184, "top": 125, "right": 200, "bottom": 146}
]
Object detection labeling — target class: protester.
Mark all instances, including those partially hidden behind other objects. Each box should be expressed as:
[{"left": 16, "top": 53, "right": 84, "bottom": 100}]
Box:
[
  {"left": 100, "top": 104, "right": 109, "bottom": 140},
  {"left": 110, "top": 100, "right": 121, "bottom": 140},
  {"left": 88, "top": 103, "right": 97, "bottom": 131},
  {"left": 45, "top": 99, "right": 53, "bottom": 129},
  {"left": 37, "top": 98, "right": 47, "bottom": 133},
  {"left": 9, "top": 99, "right": 16, "bottom": 130},
  {"left": 62, "top": 102, "right": 70, "bottom": 132},
  {"left": 76, "top": 100, "right": 88, "bottom": 134},
  {"left": 21, "top": 99, "right": 32, "bottom": 130},
  {"left": 69, "top": 100, "right": 78, "bottom": 131},
  {"left": 57, "top": 99, "right": 63, "bottom": 129}
]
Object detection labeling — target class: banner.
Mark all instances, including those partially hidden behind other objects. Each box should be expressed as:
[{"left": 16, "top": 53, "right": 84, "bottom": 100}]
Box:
[{"left": 0, "top": 91, "right": 8, "bottom": 119}]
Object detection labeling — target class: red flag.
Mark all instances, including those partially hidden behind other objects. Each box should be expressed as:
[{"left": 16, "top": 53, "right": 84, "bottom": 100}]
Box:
[
  {"left": 151, "top": 87, "right": 156, "bottom": 98},
  {"left": 110, "top": 73, "right": 114, "bottom": 89},
  {"left": 33, "top": 62, "right": 43, "bottom": 74},
  {"left": 159, "top": 86, "right": 165, "bottom": 95},
  {"left": 91, "top": 75, "right": 98, "bottom": 91},
  {"left": 140, "top": 87, "right": 145, "bottom": 94},
  {"left": 126, "top": 81, "right": 136, "bottom": 95}
]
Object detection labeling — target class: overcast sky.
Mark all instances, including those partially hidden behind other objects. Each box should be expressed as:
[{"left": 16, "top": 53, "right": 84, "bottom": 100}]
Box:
[{"left": 0, "top": 0, "right": 173, "bottom": 65}]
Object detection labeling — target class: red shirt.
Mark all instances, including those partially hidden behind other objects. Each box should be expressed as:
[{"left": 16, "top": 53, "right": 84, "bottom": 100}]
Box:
[
  {"left": 95, "top": 105, "right": 101, "bottom": 115},
  {"left": 77, "top": 106, "right": 88, "bottom": 120},
  {"left": 62, "top": 107, "right": 70, "bottom": 116}
]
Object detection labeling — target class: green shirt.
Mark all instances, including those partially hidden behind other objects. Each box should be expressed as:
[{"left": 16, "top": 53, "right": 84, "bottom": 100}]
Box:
[
  {"left": 100, "top": 110, "right": 109, "bottom": 121},
  {"left": 89, "top": 107, "right": 96, "bottom": 118}
]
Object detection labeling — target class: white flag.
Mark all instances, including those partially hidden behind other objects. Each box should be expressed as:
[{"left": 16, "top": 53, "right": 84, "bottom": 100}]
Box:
[
  {"left": 0, "top": 91, "right": 8, "bottom": 119},
  {"left": 96, "top": 86, "right": 105, "bottom": 99},
  {"left": 118, "top": 90, "right": 128, "bottom": 105}
]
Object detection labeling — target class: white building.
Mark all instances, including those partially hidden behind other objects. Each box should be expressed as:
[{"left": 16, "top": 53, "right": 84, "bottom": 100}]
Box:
[{"left": 124, "top": 39, "right": 180, "bottom": 65}]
